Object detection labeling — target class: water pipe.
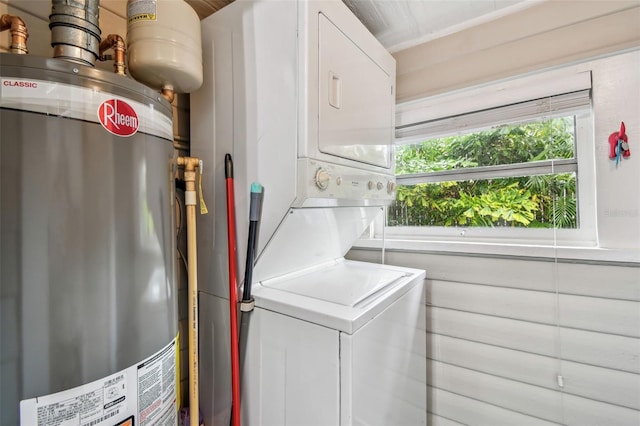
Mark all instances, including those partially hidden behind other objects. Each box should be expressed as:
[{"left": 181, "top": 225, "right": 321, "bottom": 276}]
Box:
[
  {"left": 0, "top": 14, "right": 29, "bottom": 54},
  {"left": 98, "top": 34, "right": 126, "bottom": 76},
  {"left": 177, "top": 156, "right": 202, "bottom": 426}
]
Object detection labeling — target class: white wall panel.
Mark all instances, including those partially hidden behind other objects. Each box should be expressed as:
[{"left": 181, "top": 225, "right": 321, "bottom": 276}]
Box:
[
  {"left": 560, "top": 328, "right": 640, "bottom": 374},
  {"left": 100, "top": 0, "right": 127, "bottom": 19},
  {"left": 560, "top": 361, "right": 640, "bottom": 410},
  {"left": 428, "top": 334, "right": 559, "bottom": 390},
  {"left": 349, "top": 249, "right": 557, "bottom": 292},
  {"left": 98, "top": 7, "right": 127, "bottom": 40},
  {"left": 3, "top": 0, "right": 50, "bottom": 20},
  {"left": 556, "top": 262, "right": 640, "bottom": 301},
  {"left": 350, "top": 251, "right": 640, "bottom": 300},
  {"left": 427, "top": 307, "right": 557, "bottom": 357},
  {"left": 559, "top": 294, "right": 640, "bottom": 337},
  {"left": 411, "top": 253, "right": 557, "bottom": 292},
  {"left": 431, "top": 362, "right": 640, "bottom": 425},
  {"left": 591, "top": 51, "right": 640, "bottom": 250},
  {"left": 562, "top": 393, "right": 640, "bottom": 426},
  {"left": 348, "top": 246, "right": 640, "bottom": 424},
  {"left": 430, "top": 361, "right": 564, "bottom": 423},
  {"left": 427, "top": 306, "right": 640, "bottom": 374},
  {"left": 427, "top": 386, "right": 561, "bottom": 426},
  {"left": 428, "top": 280, "right": 557, "bottom": 324},
  {"left": 428, "top": 413, "right": 466, "bottom": 426},
  {"left": 429, "top": 334, "right": 640, "bottom": 410},
  {"left": 428, "top": 280, "right": 640, "bottom": 337}
]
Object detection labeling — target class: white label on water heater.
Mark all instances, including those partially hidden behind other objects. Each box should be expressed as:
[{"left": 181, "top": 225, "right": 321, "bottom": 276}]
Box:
[
  {"left": 20, "top": 336, "right": 178, "bottom": 426},
  {"left": 128, "top": 0, "right": 157, "bottom": 22}
]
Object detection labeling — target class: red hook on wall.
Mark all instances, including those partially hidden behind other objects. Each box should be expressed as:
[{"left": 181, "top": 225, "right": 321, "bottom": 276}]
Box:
[{"left": 608, "top": 121, "right": 630, "bottom": 164}]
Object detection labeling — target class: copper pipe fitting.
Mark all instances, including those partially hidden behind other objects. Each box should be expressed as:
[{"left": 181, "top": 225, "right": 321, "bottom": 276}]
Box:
[
  {"left": 161, "top": 86, "right": 175, "bottom": 104},
  {"left": 0, "top": 14, "right": 29, "bottom": 54},
  {"left": 99, "top": 34, "right": 126, "bottom": 75},
  {"left": 177, "top": 156, "right": 200, "bottom": 174}
]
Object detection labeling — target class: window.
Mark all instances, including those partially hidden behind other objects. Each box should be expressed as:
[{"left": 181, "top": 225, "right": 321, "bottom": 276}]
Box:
[{"left": 377, "top": 70, "right": 596, "bottom": 245}]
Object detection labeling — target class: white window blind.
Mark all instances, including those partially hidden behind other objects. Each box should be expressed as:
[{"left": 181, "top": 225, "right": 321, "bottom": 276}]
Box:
[{"left": 396, "top": 89, "right": 591, "bottom": 143}]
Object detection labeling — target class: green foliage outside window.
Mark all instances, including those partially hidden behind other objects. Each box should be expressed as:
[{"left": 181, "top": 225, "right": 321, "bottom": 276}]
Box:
[{"left": 389, "top": 118, "right": 578, "bottom": 228}]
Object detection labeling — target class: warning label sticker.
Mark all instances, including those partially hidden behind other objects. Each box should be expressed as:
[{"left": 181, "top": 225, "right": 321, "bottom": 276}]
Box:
[
  {"left": 128, "top": 0, "right": 157, "bottom": 22},
  {"left": 22, "top": 372, "right": 126, "bottom": 426},
  {"left": 137, "top": 341, "right": 177, "bottom": 426},
  {"left": 20, "top": 336, "right": 178, "bottom": 426}
]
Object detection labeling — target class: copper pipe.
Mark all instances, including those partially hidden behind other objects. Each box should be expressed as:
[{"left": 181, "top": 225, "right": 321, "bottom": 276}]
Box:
[
  {"left": 98, "top": 34, "right": 126, "bottom": 76},
  {"left": 161, "top": 86, "right": 176, "bottom": 104},
  {"left": 0, "top": 14, "right": 29, "bottom": 54}
]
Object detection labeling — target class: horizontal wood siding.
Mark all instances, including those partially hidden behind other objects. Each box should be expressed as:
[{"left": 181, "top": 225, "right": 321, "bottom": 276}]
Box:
[
  {"left": 429, "top": 413, "right": 466, "bottom": 426},
  {"left": 348, "top": 248, "right": 640, "bottom": 425},
  {"left": 427, "top": 386, "right": 560, "bottom": 426}
]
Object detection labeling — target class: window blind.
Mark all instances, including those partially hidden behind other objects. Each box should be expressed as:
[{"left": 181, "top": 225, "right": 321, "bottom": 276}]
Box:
[{"left": 395, "top": 89, "right": 591, "bottom": 143}]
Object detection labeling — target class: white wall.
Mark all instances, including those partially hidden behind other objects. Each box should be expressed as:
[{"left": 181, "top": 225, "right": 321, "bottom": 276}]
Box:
[
  {"left": 590, "top": 51, "right": 640, "bottom": 250},
  {"left": 0, "top": 0, "right": 126, "bottom": 71},
  {"left": 346, "top": 249, "right": 640, "bottom": 425},
  {"left": 394, "top": 0, "right": 640, "bottom": 102}
]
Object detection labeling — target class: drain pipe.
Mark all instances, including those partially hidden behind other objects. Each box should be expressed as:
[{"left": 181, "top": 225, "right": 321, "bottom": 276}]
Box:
[
  {"left": 0, "top": 14, "right": 29, "bottom": 54},
  {"left": 177, "top": 156, "right": 203, "bottom": 426},
  {"left": 98, "top": 34, "right": 126, "bottom": 76}
]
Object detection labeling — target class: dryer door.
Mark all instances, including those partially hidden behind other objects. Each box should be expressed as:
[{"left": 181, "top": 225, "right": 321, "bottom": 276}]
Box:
[{"left": 318, "top": 13, "right": 393, "bottom": 169}]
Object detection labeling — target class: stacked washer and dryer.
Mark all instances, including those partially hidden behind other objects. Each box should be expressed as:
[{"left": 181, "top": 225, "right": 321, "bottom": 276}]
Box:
[{"left": 191, "top": 1, "right": 427, "bottom": 425}]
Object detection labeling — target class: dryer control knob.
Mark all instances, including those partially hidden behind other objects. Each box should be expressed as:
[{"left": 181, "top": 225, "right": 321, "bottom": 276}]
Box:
[
  {"left": 377, "top": 182, "right": 384, "bottom": 190},
  {"left": 367, "top": 180, "right": 375, "bottom": 190},
  {"left": 387, "top": 181, "right": 396, "bottom": 193},
  {"left": 315, "top": 168, "right": 331, "bottom": 191}
]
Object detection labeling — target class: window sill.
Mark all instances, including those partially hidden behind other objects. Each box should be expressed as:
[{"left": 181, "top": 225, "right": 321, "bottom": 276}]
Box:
[{"left": 352, "top": 238, "right": 640, "bottom": 265}]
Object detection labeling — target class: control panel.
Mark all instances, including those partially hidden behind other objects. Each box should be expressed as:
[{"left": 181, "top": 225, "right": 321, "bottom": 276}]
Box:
[{"left": 296, "top": 158, "right": 396, "bottom": 206}]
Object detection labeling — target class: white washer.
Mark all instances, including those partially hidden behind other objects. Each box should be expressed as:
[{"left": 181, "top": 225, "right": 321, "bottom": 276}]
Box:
[{"left": 241, "top": 259, "right": 426, "bottom": 426}]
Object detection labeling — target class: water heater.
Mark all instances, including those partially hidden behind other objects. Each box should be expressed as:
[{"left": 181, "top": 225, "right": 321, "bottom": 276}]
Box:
[{"left": 0, "top": 53, "right": 179, "bottom": 426}]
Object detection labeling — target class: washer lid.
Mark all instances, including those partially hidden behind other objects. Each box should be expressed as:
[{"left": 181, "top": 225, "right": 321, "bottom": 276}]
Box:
[
  {"left": 261, "top": 260, "right": 405, "bottom": 307},
  {"left": 254, "top": 259, "right": 425, "bottom": 334}
]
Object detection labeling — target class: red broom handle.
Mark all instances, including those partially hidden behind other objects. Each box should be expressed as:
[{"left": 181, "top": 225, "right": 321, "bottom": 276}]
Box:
[{"left": 225, "top": 154, "right": 241, "bottom": 426}]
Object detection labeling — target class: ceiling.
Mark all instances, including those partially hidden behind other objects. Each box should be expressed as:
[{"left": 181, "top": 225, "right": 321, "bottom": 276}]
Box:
[
  {"left": 342, "top": 0, "right": 529, "bottom": 52},
  {"left": 186, "top": 0, "right": 530, "bottom": 52},
  {"left": 103, "top": 0, "right": 531, "bottom": 53}
]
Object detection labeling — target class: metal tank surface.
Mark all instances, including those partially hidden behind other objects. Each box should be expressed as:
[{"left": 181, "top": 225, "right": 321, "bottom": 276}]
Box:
[{"left": 0, "top": 53, "right": 178, "bottom": 425}]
